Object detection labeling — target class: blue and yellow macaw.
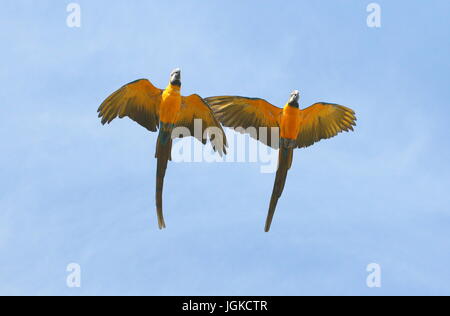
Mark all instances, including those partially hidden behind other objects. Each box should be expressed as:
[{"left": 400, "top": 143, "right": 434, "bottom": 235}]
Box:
[
  {"left": 98, "top": 69, "right": 227, "bottom": 229},
  {"left": 206, "top": 91, "right": 356, "bottom": 231}
]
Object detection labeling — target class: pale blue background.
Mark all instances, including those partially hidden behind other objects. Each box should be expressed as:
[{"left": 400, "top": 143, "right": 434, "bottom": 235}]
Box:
[{"left": 1, "top": 1, "right": 449, "bottom": 295}]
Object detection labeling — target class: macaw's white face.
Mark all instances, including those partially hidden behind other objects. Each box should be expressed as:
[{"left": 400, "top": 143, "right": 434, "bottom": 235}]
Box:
[
  {"left": 288, "top": 90, "right": 300, "bottom": 106},
  {"left": 170, "top": 68, "right": 181, "bottom": 86}
]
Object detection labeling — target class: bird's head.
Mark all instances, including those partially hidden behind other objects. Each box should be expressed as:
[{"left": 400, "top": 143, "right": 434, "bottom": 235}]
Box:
[
  {"left": 170, "top": 68, "right": 181, "bottom": 86},
  {"left": 288, "top": 90, "right": 300, "bottom": 107}
]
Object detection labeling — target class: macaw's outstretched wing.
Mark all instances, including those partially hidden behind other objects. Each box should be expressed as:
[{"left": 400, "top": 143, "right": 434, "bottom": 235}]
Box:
[
  {"left": 296, "top": 102, "right": 357, "bottom": 148},
  {"left": 205, "top": 96, "right": 282, "bottom": 149},
  {"left": 175, "top": 94, "right": 228, "bottom": 156},
  {"left": 97, "top": 79, "right": 163, "bottom": 132}
]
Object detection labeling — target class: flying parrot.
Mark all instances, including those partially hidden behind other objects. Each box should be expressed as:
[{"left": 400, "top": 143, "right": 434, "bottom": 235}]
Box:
[
  {"left": 98, "top": 69, "right": 227, "bottom": 229},
  {"left": 205, "top": 91, "right": 356, "bottom": 232}
]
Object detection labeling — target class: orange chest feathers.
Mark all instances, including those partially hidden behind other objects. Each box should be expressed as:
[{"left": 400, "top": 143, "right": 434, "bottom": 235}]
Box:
[
  {"left": 160, "top": 85, "right": 182, "bottom": 124},
  {"left": 280, "top": 105, "right": 301, "bottom": 140}
]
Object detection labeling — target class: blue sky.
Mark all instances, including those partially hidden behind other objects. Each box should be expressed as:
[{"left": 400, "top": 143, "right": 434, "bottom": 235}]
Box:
[{"left": 1, "top": 0, "right": 450, "bottom": 295}]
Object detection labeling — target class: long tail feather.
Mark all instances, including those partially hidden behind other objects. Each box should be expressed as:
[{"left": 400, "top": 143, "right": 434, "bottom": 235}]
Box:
[
  {"left": 155, "top": 128, "right": 172, "bottom": 229},
  {"left": 265, "top": 146, "right": 293, "bottom": 232}
]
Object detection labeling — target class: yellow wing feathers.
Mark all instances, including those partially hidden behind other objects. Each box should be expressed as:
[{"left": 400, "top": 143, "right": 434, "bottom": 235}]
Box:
[
  {"left": 98, "top": 82, "right": 355, "bottom": 153},
  {"left": 207, "top": 96, "right": 356, "bottom": 148},
  {"left": 206, "top": 96, "right": 282, "bottom": 148},
  {"left": 97, "top": 79, "right": 162, "bottom": 132},
  {"left": 98, "top": 79, "right": 227, "bottom": 154},
  {"left": 296, "top": 102, "right": 357, "bottom": 148},
  {"left": 177, "top": 94, "right": 227, "bottom": 156},
  {"left": 206, "top": 96, "right": 282, "bottom": 128}
]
